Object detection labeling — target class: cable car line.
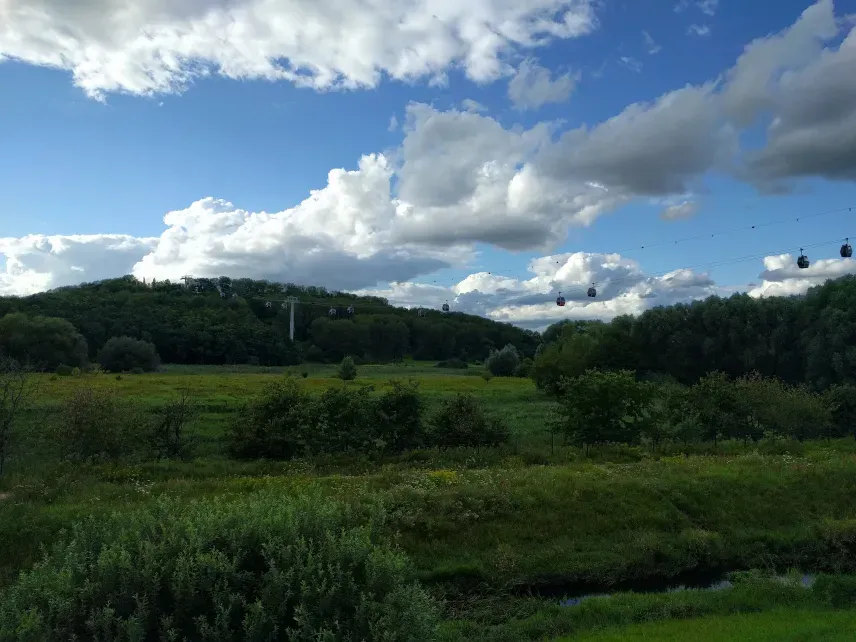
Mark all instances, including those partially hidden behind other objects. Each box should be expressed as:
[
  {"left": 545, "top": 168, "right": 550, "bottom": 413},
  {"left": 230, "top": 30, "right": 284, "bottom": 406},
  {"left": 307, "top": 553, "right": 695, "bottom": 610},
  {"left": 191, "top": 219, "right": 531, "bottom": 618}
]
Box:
[{"left": 419, "top": 203, "right": 855, "bottom": 289}]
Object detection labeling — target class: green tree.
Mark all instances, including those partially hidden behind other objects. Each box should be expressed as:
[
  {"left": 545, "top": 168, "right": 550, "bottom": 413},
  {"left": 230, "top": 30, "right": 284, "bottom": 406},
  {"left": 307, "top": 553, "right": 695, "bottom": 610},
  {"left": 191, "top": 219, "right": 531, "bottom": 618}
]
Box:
[
  {"left": 552, "top": 369, "right": 652, "bottom": 453},
  {"left": 338, "top": 355, "right": 358, "bottom": 381},
  {"left": 97, "top": 336, "right": 160, "bottom": 373},
  {"left": 485, "top": 343, "right": 520, "bottom": 377},
  {"left": 0, "top": 312, "right": 87, "bottom": 370}
]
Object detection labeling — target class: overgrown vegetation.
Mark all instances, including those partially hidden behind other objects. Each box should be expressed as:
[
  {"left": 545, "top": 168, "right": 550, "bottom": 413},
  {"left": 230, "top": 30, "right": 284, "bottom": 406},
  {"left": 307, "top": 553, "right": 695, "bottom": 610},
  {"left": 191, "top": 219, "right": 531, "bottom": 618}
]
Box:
[
  {"left": 8, "top": 274, "right": 856, "bottom": 639},
  {"left": 0, "top": 491, "right": 438, "bottom": 641}
]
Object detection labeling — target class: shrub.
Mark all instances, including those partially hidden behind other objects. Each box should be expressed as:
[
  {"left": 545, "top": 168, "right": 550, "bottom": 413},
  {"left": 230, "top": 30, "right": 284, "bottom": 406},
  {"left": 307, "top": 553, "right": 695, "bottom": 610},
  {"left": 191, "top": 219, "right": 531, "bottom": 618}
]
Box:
[
  {"left": 484, "top": 344, "right": 519, "bottom": 377},
  {"left": 149, "top": 389, "right": 198, "bottom": 460},
  {"left": 97, "top": 336, "right": 160, "bottom": 373},
  {"left": 0, "top": 492, "right": 439, "bottom": 641},
  {"left": 55, "top": 364, "right": 73, "bottom": 376},
  {"left": 228, "top": 377, "right": 314, "bottom": 460},
  {"left": 735, "top": 374, "right": 830, "bottom": 442},
  {"left": 301, "top": 371, "right": 309, "bottom": 378},
  {"left": 312, "top": 385, "right": 381, "bottom": 453},
  {"left": 481, "top": 371, "right": 493, "bottom": 383},
  {"left": 378, "top": 379, "right": 427, "bottom": 452},
  {"left": 429, "top": 393, "right": 510, "bottom": 449},
  {"left": 552, "top": 369, "right": 653, "bottom": 452},
  {"left": 436, "top": 358, "right": 468, "bottom": 369},
  {"left": 55, "top": 386, "right": 138, "bottom": 463},
  {"left": 130, "top": 366, "right": 145, "bottom": 375},
  {"left": 338, "top": 355, "right": 358, "bottom": 381},
  {"left": 514, "top": 358, "right": 533, "bottom": 378},
  {"left": 70, "top": 366, "right": 82, "bottom": 377}
]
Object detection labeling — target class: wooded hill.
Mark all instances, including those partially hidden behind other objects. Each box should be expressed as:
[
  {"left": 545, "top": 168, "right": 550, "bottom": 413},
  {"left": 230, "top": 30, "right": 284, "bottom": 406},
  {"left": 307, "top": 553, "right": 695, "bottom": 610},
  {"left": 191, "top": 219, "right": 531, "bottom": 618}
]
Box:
[
  {"left": 0, "top": 276, "right": 540, "bottom": 366},
  {"left": 535, "top": 275, "right": 856, "bottom": 391}
]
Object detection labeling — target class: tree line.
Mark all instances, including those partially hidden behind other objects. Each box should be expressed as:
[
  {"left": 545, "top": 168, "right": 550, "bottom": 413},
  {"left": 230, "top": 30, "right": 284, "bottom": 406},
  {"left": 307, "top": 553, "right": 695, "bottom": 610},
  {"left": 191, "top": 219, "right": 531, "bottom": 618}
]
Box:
[
  {"left": 0, "top": 275, "right": 539, "bottom": 368},
  {"left": 534, "top": 275, "right": 856, "bottom": 392}
]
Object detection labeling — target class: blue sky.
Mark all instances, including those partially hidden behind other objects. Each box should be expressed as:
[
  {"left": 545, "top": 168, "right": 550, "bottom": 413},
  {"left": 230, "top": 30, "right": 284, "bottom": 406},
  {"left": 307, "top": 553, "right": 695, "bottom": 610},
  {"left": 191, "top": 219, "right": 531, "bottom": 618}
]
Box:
[{"left": 0, "top": 0, "right": 854, "bottom": 327}]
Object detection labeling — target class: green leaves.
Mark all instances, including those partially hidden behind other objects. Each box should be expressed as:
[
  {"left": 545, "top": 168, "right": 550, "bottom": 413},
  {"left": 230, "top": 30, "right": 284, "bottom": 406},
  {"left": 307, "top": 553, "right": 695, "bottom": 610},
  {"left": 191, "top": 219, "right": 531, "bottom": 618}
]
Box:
[{"left": 0, "top": 492, "right": 439, "bottom": 641}]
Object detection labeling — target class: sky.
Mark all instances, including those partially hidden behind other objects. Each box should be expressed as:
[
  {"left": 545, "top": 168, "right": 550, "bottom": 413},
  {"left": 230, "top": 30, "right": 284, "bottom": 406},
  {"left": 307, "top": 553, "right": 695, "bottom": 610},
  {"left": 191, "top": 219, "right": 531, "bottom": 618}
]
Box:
[{"left": 0, "top": 0, "right": 855, "bottom": 329}]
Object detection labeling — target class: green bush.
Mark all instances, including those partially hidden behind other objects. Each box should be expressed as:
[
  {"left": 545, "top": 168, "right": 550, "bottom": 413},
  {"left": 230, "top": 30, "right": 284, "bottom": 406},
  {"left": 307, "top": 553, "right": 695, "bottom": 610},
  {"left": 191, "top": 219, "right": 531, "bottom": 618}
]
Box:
[
  {"left": 149, "top": 390, "right": 198, "bottom": 460},
  {"left": 552, "top": 369, "right": 652, "bottom": 452},
  {"left": 378, "top": 379, "right": 427, "bottom": 452},
  {"left": 514, "top": 358, "right": 533, "bottom": 378},
  {"left": 813, "top": 574, "right": 856, "bottom": 607},
  {"left": 54, "top": 386, "right": 138, "bottom": 463},
  {"left": 0, "top": 492, "right": 439, "bottom": 641},
  {"left": 97, "top": 336, "right": 160, "bottom": 373},
  {"left": 734, "top": 374, "right": 830, "bottom": 441},
  {"left": 55, "top": 364, "right": 73, "bottom": 377},
  {"left": 338, "top": 355, "right": 358, "bottom": 381},
  {"left": 429, "top": 393, "right": 510, "bottom": 449},
  {"left": 313, "top": 385, "right": 381, "bottom": 453},
  {"left": 484, "top": 344, "right": 519, "bottom": 377},
  {"left": 228, "top": 377, "right": 314, "bottom": 460}
]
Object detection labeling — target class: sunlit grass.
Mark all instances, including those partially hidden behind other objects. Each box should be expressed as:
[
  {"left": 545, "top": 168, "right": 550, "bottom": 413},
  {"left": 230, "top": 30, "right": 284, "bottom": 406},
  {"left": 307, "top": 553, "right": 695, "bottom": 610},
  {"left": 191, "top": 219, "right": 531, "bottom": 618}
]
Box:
[{"left": 560, "top": 608, "right": 856, "bottom": 641}]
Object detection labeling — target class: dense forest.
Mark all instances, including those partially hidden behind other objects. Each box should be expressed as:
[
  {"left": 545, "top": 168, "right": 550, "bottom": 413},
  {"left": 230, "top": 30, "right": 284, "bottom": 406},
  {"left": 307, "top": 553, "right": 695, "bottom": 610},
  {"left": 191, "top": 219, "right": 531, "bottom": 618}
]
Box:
[
  {"left": 0, "top": 276, "right": 540, "bottom": 367},
  {"left": 534, "top": 275, "right": 856, "bottom": 392}
]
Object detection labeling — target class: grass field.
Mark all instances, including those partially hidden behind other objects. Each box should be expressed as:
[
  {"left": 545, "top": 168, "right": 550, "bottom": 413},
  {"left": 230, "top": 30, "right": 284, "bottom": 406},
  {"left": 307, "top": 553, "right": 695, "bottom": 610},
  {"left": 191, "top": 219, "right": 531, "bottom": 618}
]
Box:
[
  {"left": 565, "top": 609, "right": 856, "bottom": 641},
  {"left": 4, "top": 363, "right": 856, "bottom": 639}
]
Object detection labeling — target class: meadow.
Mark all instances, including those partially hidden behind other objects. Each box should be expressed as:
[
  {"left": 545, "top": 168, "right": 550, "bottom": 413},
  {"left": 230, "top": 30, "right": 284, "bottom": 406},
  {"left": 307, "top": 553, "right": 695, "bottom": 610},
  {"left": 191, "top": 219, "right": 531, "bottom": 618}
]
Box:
[{"left": 4, "top": 362, "right": 856, "bottom": 640}]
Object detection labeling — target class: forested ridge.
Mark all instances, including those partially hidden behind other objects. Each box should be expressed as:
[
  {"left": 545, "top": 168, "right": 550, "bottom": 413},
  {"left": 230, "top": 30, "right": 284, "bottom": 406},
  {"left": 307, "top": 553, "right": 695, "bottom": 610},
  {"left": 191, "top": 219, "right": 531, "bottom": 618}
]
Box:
[
  {"left": 535, "top": 274, "right": 856, "bottom": 391},
  {"left": 0, "top": 275, "right": 540, "bottom": 366}
]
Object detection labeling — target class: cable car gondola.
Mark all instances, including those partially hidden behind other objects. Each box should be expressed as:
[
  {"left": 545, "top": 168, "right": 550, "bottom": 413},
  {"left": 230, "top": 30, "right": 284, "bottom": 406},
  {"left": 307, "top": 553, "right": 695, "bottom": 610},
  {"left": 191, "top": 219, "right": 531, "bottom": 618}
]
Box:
[
  {"left": 556, "top": 292, "right": 566, "bottom": 307},
  {"left": 797, "top": 248, "right": 810, "bottom": 269},
  {"left": 346, "top": 305, "right": 355, "bottom": 316},
  {"left": 587, "top": 284, "right": 597, "bottom": 298},
  {"left": 441, "top": 302, "right": 450, "bottom": 313},
  {"left": 417, "top": 308, "right": 426, "bottom": 318},
  {"left": 328, "top": 307, "right": 337, "bottom": 317},
  {"left": 264, "top": 301, "right": 272, "bottom": 309},
  {"left": 842, "top": 238, "right": 853, "bottom": 258}
]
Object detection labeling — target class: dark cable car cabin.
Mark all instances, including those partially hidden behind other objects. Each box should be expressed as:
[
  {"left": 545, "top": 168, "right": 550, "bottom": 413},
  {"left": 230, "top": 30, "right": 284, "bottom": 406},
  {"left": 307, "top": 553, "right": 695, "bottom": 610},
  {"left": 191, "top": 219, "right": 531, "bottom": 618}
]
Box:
[
  {"left": 219, "top": 291, "right": 226, "bottom": 298},
  {"left": 328, "top": 307, "right": 337, "bottom": 317},
  {"left": 417, "top": 308, "right": 426, "bottom": 317},
  {"left": 842, "top": 238, "right": 853, "bottom": 258},
  {"left": 346, "top": 305, "right": 355, "bottom": 316},
  {"left": 441, "top": 302, "right": 450, "bottom": 313},
  {"left": 587, "top": 285, "right": 597, "bottom": 298},
  {"left": 797, "top": 249, "right": 810, "bottom": 269},
  {"left": 264, "top": 301, "right": 272, "bottom": 309},
  {"left": 556, "top": 292, "right": 566, "bottom": 307}
]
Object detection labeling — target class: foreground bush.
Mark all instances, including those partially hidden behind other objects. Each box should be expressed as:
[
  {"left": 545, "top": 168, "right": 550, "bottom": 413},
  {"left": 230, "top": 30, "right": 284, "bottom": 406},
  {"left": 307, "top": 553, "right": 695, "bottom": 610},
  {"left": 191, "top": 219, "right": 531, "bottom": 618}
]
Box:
[
  {"left": 97, "top": 336, "right": 160, "bottom": 373},
  {"left": 0, "top": 492, "right": 438, "bottom": 641}
]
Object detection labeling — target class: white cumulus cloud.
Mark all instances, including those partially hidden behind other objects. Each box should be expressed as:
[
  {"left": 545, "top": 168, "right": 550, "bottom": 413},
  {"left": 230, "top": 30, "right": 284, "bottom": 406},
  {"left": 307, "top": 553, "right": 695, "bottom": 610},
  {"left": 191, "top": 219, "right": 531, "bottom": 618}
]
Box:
[{"left": 0, "top": 0, "right": 598, "bottom": 100}]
